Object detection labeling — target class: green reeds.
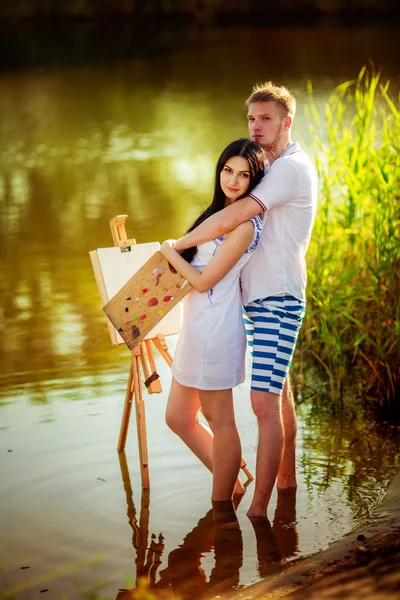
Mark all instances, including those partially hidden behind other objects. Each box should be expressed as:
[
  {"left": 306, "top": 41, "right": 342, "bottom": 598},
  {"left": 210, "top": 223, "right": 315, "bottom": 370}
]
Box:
[{"left": 301, "top": 67, "right": 400, "bottom": 410}]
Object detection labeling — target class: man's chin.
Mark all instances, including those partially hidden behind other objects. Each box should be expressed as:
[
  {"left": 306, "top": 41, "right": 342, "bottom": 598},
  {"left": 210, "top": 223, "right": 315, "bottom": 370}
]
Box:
[
  {"left": 254, "top": 139, "right": 274, "bottom": 151},
  {"left": 263, "top": 141, "right": 278, "bottom": 153},
  {"left": 251, "top": 136, "right": 277, "bottom": 152}
]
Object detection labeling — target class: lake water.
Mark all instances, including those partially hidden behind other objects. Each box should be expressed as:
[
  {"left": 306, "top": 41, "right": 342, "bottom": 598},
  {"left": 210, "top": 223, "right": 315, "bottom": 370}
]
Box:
[{"left": 1, "top": 22, "right": 400, "bottom": 600}]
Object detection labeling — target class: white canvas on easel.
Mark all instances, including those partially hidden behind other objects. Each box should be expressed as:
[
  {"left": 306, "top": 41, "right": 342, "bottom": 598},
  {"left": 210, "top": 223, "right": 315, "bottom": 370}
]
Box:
[{"left": 90, "top": 242, "right": 183, "bottom": 344}]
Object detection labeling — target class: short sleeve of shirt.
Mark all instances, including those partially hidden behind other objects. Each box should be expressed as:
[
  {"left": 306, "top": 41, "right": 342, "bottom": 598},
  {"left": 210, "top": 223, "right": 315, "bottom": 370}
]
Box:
[
  {"left": 248, "top": 159, "right": 300, "bottom": 211},
  {"left": 245, "top": 215, "right": 264, "bottom": 254}
]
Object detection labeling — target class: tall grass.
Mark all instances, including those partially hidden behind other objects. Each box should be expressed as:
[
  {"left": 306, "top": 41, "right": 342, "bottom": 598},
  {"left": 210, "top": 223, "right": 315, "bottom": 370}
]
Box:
[{"left": 300, "top": 67, "right": 400, "bottom": 410}]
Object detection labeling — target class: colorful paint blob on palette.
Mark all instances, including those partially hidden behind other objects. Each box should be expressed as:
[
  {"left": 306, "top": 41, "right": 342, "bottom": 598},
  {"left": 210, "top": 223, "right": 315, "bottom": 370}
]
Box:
[{"left": 131, "top": 325, "right": 140, "bottom": 339}]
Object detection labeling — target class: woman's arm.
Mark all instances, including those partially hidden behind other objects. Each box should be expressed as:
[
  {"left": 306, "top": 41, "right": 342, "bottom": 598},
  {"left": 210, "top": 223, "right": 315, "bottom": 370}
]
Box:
[
  {"left": 173, "top": 195, "right": 263, "bottom": 253},
  {"left": 161, "top": 221, "right": 254, "bottom": 294}
]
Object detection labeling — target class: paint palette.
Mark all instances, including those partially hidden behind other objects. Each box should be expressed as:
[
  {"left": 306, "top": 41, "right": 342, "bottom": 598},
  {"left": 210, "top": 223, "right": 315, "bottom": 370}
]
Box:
[{"left": 103, "top": 251, "right": 192, "bottom": 350}]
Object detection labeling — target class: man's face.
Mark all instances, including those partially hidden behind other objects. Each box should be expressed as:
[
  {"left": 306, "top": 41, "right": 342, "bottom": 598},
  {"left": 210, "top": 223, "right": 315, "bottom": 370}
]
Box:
[{"left": 247, "top": 101, "right": 286, "bottom": 151}]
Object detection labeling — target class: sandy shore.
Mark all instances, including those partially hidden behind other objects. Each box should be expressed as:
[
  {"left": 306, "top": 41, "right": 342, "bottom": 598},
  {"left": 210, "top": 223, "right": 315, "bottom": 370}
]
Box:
[{"left": 226, "top": 469, "right": 400, "bottom": 599}]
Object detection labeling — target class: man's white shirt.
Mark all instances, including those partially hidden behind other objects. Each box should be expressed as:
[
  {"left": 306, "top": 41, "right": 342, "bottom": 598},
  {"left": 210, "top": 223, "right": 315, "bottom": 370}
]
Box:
[{"left": 241, "top": 142, "right": 318, "bottom": 304}]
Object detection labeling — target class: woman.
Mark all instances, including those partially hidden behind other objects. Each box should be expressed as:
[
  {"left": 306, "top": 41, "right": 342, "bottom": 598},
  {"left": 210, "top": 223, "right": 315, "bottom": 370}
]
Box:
[{"left": 161, "top": 138, "right": 265, "bottom": 502}]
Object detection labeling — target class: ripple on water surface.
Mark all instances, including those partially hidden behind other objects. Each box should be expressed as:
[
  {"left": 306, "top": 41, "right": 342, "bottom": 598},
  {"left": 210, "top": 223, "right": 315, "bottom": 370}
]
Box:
[{"left": 1, "top": 370, "right": 399, "bottom": 598}]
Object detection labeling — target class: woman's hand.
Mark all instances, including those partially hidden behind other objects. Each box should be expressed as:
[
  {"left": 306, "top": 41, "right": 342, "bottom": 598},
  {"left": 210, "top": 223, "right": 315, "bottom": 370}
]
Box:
[
  {"left": 159, "top": 221, "right": 253, "bottom": 294},
  {"left": 161, "top": 239, "right": 177, "bottom": 256},
  {"left": 172, "top": 238, "right": 185, "bottom": 253}
]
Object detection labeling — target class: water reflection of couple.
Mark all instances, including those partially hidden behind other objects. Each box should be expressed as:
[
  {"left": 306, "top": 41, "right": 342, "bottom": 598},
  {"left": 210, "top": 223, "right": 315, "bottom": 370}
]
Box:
[
  {"left": 159, "top": 82, "right": 317, "bottom": 517},
  {"left": 118, "top": 452, "right": 299, "bottom": 599},
  {"left": 155, "top": 493, "right": 299, "bottom": 599}
]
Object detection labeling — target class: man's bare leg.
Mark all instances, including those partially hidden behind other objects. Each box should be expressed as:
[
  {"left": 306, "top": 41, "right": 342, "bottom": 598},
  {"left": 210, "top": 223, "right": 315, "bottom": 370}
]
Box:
[
  {"left": 166, "top": 378, "right": 245, "bottom": 495},
  {"left": 247, "top": 390, "right": 284, "bottom": 517},
  {"left": 277, "top": 377, "right": 297, "bottom": 489}
]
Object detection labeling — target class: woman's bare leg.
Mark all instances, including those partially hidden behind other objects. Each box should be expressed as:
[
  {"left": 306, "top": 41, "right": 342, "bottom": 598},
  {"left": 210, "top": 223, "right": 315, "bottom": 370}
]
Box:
[
  {"left": 166, "top": 377, "right": 214, "bottom": 470},
  {"left": 166, "top": 378, "right": 245, "bottom": 494},
  {"left": 199, "top": 388, "right": 242, "bottom": 501}
]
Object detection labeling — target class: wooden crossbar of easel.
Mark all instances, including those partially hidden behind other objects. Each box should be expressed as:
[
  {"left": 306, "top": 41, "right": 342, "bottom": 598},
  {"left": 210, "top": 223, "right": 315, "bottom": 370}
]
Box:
[
  {"left": 110, "top": 214, "right": 137, "bottom": 248},
  {"left": 109, "top": 215, "right": 253, "bottom": 489}
]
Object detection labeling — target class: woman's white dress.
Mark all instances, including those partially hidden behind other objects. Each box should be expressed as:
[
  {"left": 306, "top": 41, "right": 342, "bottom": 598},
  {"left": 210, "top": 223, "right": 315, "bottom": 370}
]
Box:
[{"left": 172, "top": 216, "right": 263, "bottom": 390}]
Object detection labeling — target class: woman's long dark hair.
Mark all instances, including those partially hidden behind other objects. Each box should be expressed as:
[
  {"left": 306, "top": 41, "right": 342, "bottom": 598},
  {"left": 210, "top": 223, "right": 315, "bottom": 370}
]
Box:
[{"left": 181, "top": 138, "right": 265, "bottom": 263}]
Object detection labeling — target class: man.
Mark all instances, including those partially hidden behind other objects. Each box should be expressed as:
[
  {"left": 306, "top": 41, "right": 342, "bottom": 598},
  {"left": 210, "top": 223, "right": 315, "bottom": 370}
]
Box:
[{"left": 173, "top": 82, "right": 318, "bottom": 517}]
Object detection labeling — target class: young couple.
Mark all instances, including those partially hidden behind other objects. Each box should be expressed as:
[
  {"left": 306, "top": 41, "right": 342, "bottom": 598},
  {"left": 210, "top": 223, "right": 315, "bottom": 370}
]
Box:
[{"left": 160, "top": 82, "right": 317, "bottom": 518}]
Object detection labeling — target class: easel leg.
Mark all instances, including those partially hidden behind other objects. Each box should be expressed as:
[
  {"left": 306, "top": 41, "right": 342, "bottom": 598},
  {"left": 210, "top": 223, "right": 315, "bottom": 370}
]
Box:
[
  {"left": 240, "top": 458, "right": 254, "bottom": 483},
  {"left": 132, "top": 350, "right": 150, "bottom": 489},
  {"left": 140, "top": 342, "right": 162, "bottom": 394},
  {"left": 144, "top": 340, "right": 162, "bottom": 392},
  {"left": 152, "top": 334, "right": 173, "bottom": 368},
  {"left": 118, "top": 356, "right": 135, "bottom": 453}
]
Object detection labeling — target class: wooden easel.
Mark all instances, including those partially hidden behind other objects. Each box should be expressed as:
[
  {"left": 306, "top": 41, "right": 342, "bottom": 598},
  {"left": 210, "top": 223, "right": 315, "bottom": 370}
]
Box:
[
  {"left": 109, "top": 215, "right": 253, "bottom": 490},
  {"left": 110, "top": 216, "right": 174, "bottom": 490}
]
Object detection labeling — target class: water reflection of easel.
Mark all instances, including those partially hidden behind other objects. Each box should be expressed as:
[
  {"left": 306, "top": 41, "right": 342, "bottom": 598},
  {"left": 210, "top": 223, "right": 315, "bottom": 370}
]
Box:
[
  {"left": 118, "top": 451, "right": 165, "bottom": 593},
  {"left": 91, "top": 214, "right": 254, "bottom": 490}
]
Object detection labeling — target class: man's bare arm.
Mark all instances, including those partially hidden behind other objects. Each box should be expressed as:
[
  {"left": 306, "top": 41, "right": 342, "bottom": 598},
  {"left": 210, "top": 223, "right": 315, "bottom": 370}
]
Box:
[{"left": 173, "top": 195, "right": 264, "bottom": 252}]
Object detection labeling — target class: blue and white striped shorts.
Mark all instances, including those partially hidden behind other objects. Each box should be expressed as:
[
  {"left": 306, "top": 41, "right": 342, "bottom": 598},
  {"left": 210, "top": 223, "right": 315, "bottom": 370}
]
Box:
[{"left": 243, "top": 296, "right": 305, "bottom": 395}]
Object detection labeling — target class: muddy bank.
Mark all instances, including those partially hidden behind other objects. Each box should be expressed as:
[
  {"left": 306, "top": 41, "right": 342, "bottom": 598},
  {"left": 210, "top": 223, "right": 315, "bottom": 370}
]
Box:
[
  {"left": 226, "top": 469, "right": 400, "bottom": 599},
  {"left": 286, "top": 527, "right": 400, "bottom": 599}
]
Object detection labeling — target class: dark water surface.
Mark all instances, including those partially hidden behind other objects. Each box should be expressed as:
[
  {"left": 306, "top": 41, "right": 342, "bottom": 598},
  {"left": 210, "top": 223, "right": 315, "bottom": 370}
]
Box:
[{"left": 1, "top": 23, "right": 400, "bottom": 599}]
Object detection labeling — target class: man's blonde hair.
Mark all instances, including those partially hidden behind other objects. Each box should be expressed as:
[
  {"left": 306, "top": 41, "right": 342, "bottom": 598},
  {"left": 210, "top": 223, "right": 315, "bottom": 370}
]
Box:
[{"left": 246, "top": 81, "right": 296, "bottom": 118}]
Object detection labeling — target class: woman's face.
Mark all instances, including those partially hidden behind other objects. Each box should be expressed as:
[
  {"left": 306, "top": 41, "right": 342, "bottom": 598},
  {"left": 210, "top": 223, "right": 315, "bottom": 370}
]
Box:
[{"left": 220, "top": 156, "right": 251, "bottom": 204}]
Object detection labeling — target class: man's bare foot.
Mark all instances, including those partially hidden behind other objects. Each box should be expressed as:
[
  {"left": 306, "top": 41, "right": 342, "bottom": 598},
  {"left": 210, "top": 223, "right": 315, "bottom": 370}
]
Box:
[
  {"left": 276, "top": 478, "right": 297, "bottom": 490},
  {"left": 276, "top": 459, "right": 297, "bottom": 489},
  {"left": 276, "top": 469, "right": 297, "bottom": 489},
  {"left": 246, "top": 503, "right": 268, "bottom": 518}
]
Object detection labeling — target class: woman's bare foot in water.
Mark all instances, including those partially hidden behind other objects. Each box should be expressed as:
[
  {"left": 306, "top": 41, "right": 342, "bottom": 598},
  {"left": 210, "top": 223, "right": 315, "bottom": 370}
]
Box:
[{"left": 212, "top": 500, "right": 241, "bottom": 529}]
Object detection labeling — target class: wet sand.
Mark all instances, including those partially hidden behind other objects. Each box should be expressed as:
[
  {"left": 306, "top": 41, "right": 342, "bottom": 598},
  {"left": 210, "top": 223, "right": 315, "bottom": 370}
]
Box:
[{"left": 227, "top": 469, "right": 400, "bottom": 599}]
